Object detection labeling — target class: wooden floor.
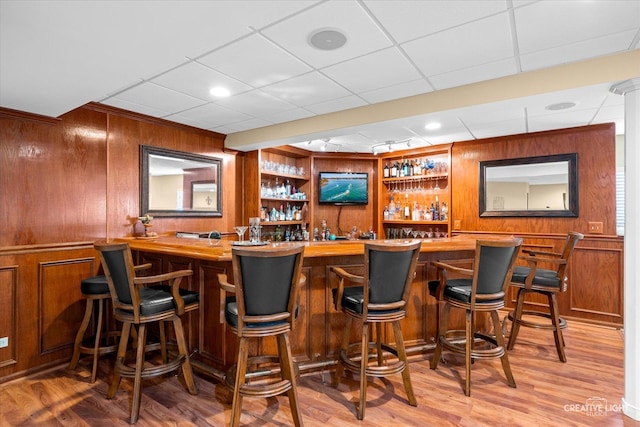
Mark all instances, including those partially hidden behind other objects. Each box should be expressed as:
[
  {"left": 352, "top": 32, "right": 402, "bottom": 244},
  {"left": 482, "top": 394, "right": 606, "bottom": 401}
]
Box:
[{"left": 1, "top": 320, "right": 637, "bottom": 427}]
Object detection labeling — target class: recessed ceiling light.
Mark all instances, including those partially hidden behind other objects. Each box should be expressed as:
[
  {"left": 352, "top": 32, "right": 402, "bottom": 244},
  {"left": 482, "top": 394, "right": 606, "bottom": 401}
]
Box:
[
  {"left": 308, "top": 28, "right": 347, "bottom": 51},
  {"left": 425, "top": 122, "right": 441, "bottom": 130},
  {"left": 209, "top": 87, "right": 230, "bottom": 98},
  {"left": 545, "top": 102, "right": 576, "bottom": 111}
]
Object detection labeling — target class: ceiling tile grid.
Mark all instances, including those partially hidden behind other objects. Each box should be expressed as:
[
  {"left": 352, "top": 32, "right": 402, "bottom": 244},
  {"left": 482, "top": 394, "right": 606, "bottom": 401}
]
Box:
[{"left": 1, "top": 0, "right": 638, "bottom": 153}]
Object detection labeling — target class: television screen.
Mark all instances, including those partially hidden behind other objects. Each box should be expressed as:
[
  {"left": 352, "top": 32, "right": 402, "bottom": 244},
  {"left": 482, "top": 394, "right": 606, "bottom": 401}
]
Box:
[{"left": 318, "top": 172, "right": 368, "bottom": 205}]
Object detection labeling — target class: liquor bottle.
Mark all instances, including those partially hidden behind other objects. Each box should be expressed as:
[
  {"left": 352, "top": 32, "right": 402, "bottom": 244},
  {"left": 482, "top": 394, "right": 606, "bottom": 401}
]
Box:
[
  {"left": 409, "top": 159, "right": 414, "bottom": 176},
  {"left": 412, "top": 202, "right": 420, "bottom": 221},
  {"left": 285, "top": 179, "right": 291, "bottom": 196},
  {"left": 383, "top": 162, "right": 390, "bottom": 178},
  {"left": 389, "top": 196, "right": 395, "bottom": 218},
  {"left": 430, "top": 202, "right": 435, "bottom": 221},
  {"left": 435, "top": 196, "right": 440, "bottom": 221},
  {"left": 414, "top": 159, "right": 422, "bottom": 176},
  {"left": 391, "top": 161, "right": 398, "bottom": 177},
  {"left": 383, "top": 205, "right": 389, "bottom": 220},
  {"left": 404, "top": 196, "right": 410, "bottom": 220},
  {"left": 403, "top": 159, "right": 410, "bottom": 177},
  {"left": 441, "top": 202, "right": 448, "bottom": 221}
]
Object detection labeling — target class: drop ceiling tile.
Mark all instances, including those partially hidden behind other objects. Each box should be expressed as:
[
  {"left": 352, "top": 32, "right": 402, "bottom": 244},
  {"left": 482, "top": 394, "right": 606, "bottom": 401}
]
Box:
[
  {"left": 165, "top": 103, "right": 252, "bottom": 129},
  {"left": 520, "top": 30, "right": 638, "bottom": 71},
  {"left": 359, "top": 79, "right": 433, "bottom": 104},
  {"left": 429, "top": 57, "right": 516, "bottom": 90},
  {"left": 108, "top": 82, "right": 206, "bottom": 115},
  {"left": 304, "top": 95, "right": 367, "bottom": 115},
  {"left": 465, "top": 118, "right": 527, "bottom": 140},
  {"left": 151, "top": 62, "right": 252, "bottom": 101},
  {"left": 322, "top": 47, "right": 423, "bottom": 93},
  {"left": 215, "top": 89, "right": 298, "bottom": 116},
  {"left": 260, "top": 72, "right": 352, "bottom": 107},
  {"left": 515, "top": 0, "right": 640, "bottom": 54},
  {"left": 224, "top": 118, "right": 272, "bottom": 132},
  {"left": 526, "top": 84, "right": 611, "bottom": 117},
  {"left": 99, "top": 98, "right": 171, "bottom": 118},
  {"left": 357, "top": 121, "right": 419, "bottom": 143},
  {"left": 527, "top": 108, "right": 600, "bottom": 133},
  {"left": 197, "top": 34, "right": 312, "bottom": 88},
  {"left": 263, "top": 108, "right": 316, "bottom": 125},
  {"left": 402, "top": 12, "right": 513, "bottom": 77},
  {"left": 364, "top": 0, "right": 507, "bottom": 43},
  {"left": 262, "top": 1, "right": 393, "bottom": 69}
]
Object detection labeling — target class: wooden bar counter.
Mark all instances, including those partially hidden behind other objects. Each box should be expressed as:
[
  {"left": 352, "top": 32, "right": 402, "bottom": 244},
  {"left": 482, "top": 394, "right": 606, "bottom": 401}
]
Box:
[{"left": 122, "top": 235, "right": 482, "bottom": 381}]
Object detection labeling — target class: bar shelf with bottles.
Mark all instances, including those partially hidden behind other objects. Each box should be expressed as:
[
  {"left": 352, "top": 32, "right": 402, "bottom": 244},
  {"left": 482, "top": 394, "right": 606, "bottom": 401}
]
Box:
[
  {"left": 378, "top": 145, "right": 451, "bottom": 239},
  {"left": 255, "top": 147, "right": 311, "bottom": 243}
]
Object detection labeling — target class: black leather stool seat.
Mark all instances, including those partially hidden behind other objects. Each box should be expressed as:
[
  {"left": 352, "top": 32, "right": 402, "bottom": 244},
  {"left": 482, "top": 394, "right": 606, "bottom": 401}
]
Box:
[
  {"left": 126, "top": 285, "right": 199, "bottom": 316},
  {"left": 80, "top": 275, "right": 109, "bottom": 295},
  {"left": 70, "top": 275, "right": 118, "bottom": 383},
  {"left": 511, "top": 266, "right": 561, "bottom": 288}
]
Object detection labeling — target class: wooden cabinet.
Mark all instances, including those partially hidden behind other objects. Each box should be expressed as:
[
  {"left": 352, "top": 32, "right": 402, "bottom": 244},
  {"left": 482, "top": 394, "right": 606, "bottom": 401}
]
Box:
[
  {"left": 378, "top": 145, "right": 452, "bottom": 239},
  {"left": 244, "top": 146, "right": 312, "bottom": 241}
]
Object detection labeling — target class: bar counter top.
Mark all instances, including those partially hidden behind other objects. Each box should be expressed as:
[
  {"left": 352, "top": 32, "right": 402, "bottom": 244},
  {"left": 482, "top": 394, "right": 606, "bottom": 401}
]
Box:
[{"left": 118, "top": 233, "right": 499, "bottom": 260}]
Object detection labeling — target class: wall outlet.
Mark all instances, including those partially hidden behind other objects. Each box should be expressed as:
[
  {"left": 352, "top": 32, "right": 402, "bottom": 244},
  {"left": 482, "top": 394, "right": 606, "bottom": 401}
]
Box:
[
  {"left": 588, "top": 222, "right": 603, "bottom": 234},
  {"left": 0, "top": 337, "right": 8, "bottom": 348},
  {"left": 453, "top": 219, "right": 462, "bottom": 230}
]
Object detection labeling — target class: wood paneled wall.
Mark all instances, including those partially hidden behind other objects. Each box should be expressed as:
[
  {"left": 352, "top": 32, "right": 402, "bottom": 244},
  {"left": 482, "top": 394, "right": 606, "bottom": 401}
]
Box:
[
  {"left": 451, "top": 123, "right": 616, "bottom": 235},
  {"left": 0, "top": 104, "right": 234, "bottom": 381},
  {"left": 312, "top": 154, "right": 378, "bottom": 236}
]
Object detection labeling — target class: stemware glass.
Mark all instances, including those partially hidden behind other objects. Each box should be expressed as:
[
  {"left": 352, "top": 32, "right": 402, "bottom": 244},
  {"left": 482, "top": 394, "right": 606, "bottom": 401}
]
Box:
[
  {"left": 419, "top": 231, "right": 426, "bottom": 239},
  {"left": 401, "top": 227, "right": 413, "bottom": 239},
  {"left": 411, "top": 231, "right": 419, "bottom": 239},
  {"left": 234, "top": 225, "right": 248, "bottom": 242}
]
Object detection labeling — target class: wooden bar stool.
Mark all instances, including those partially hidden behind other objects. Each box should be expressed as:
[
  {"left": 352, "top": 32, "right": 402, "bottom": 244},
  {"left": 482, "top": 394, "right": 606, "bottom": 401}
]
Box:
[
  {"left": 218, "top": 245, "right": 306, "bottom": 427},
  {"left": 69, "top": 275, "right": 119, "bottom": 383},
  {"left": 330, "top": 240, "right": 421, "bottom": 420}
]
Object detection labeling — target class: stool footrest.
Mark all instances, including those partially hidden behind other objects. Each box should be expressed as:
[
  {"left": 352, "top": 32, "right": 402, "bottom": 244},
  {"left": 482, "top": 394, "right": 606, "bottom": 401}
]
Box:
[
  {"left": 507, "top": 310, "right": 567, "bottom": 330},
  {"left": 115, "top": 355, "right": 185, "bottom": 379}
]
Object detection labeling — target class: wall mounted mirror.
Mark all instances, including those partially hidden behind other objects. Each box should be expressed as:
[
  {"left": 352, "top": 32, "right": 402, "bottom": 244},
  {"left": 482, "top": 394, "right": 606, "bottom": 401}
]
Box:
[
  {"left": 479, "top": 153, "right": 578, "bottom": 217},
  {"left": 140, "top": 145, "right": 222, "bottom": 217}
]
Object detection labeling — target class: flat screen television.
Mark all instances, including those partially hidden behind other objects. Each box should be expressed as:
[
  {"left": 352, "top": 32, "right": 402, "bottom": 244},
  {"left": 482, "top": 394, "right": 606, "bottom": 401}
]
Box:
[{"left": 318, "top": 172, "right": 368, "bottom": 205}]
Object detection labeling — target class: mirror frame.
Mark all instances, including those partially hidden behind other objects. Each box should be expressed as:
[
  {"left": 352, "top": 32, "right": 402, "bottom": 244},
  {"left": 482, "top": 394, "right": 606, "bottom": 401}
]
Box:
[
  {"left": 140, "top": 145, "right": 222, "bottom": 217},
  {"left": 479, "top": 153, "right": 578, "bottom": 218}
]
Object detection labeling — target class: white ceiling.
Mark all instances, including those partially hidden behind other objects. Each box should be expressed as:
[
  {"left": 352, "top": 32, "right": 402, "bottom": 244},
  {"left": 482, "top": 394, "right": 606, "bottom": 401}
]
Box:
[{"left": 1, "top": 0, "right": 639, "bottom": 154}]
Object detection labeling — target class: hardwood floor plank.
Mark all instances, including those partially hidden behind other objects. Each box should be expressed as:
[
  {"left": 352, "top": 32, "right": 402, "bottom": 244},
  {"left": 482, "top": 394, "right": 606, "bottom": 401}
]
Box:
[{"left": 0, "top": 321, "right": 637, "bottom": 426}]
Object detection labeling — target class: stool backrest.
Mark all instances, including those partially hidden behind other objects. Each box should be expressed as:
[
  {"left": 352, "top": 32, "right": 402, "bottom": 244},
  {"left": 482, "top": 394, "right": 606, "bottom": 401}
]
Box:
[
  {"left": 472, "top": 238, "right": 522, "bottom": 304},
  {"left": 94, "top": 242, "right": 139, "bottom": 316},
  {"left": 556, "top": 231, "right": 584, "bottom": 280},
  {"left": 364, "top": 240, "right": 421, "bottom": 311},
  {"left": 231, "top": 245, "right": 305, "bottom": 332}
]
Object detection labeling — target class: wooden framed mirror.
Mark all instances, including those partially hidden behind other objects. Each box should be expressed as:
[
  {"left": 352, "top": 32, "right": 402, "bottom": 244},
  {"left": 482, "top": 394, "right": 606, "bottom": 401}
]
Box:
[
  {"left": 479, "top": 153, "right": 578, "bottom": 217},
  {"left": 140, "top": 145, "right": 222, "bottom": 217}
]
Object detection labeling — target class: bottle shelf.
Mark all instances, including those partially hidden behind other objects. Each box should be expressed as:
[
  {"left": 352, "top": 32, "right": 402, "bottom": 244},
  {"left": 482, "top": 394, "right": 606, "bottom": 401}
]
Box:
[
  {"left": 261, "top": 220, "right": 304, "bottom": 226},
  {"left": 382, "top": 220, "right": 448, "bottom": 225},
  {"left": 382, "top": 173, "right": 447, "bottom": 183},
  {"left": 261, "top": 197, "right": 309, "bottom": 202},
  {"left": 260, "top": 170, "right": 309, "bottom": 180}
]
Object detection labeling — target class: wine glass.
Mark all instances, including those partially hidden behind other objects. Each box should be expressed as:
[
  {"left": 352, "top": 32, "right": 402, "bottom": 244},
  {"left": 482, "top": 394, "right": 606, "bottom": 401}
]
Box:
[{"left": 234, "top": 225, "right": 248, "bottom": 242}]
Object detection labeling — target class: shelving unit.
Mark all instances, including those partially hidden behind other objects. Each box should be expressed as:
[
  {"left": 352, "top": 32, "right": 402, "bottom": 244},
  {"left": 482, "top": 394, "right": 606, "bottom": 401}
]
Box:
[
  {"left": 378, "top": 144, "right": 452, "bottom": 239},
  {"left": 244, "top": 146, "right": 312, "bottom": 241}
]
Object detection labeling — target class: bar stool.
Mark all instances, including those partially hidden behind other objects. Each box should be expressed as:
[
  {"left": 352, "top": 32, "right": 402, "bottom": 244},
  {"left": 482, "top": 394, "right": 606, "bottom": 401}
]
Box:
[
  {"left": 69, "top": 275, "right": 119, "bottom": 383},
  {"left": 330, "top": 240, "right": 421, "bottom": 420},
  {"left": 218, "top": 245, "right": 306, "bottom": 427}
]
